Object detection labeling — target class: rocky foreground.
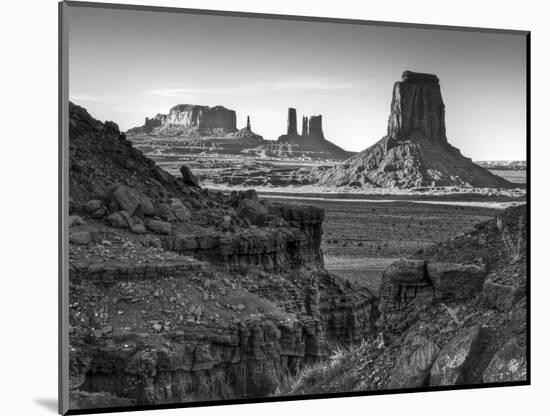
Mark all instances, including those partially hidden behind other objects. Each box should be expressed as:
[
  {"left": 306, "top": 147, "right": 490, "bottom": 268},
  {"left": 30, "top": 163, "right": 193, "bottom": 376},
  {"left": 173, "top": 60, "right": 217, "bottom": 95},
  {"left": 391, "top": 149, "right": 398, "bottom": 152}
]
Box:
[
  {"left": 68, "top": 103, "right": 376, "bottom": 410},
  {"left": 312, "top": 71, "right": 514, "bottom": 189},
  {"left": 283, "top": 205, "right": 527, "bottom": 394},
  {"left": 68, "top": 102, "right": 526, "bottom": 410}
]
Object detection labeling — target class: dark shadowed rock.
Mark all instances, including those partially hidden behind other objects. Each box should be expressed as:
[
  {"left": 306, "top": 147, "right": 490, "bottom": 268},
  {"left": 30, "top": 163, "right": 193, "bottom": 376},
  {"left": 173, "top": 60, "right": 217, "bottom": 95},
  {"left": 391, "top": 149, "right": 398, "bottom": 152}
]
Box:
[
  {"left": 152, "top": 165, "right": 174, "bottom": 186},
  {"left": 69, "top": 215, "right": 86, "bottom": 228},
  {"left": 430, "top": 325, "right": 484, "bottom": 386},
  {"left": 157, "top": 203, "right": 176, "bottom": 222},
  {"left": 238, "top": 199, "right": 268, "bottom": 226},
  {"left": 180, "top": 165, "right": 199, "bottom": 187},
  {"left": 130, "top": 223, "right": 147, "bottom": 234},
  {"left": 483, "top": 337, "right": 527, "bottom": 383},
  {"left": 70, "top": 231, "right": 92, "bottom": 246},
  {"left": 287, "top": 108, "right": 298, "bottom": 136},
  {"left": 110, "top": 185, "right": 140, "bottom": 215},
  {"left": 170, "top": 199, "right": 191, "bottom": 222},
  {"left": 308, "top": 115, "right": 324, "bottom": 140},
  {"left": 427, "top": 262, "right": 487, "bottom": 299},
  {"left": 388, "top": 334, "right": 440, "bottom": 389},
  {"left": 386, "top": 259, "right": 427, "bottom": 284},
  {"left": 84, "top": 199, "right": 103, "bottom": 214},
  {"left": 138, "top": 195, "right": 156, "bottom": 217},
  {"left": 482, "top": 281, "right": 526, "bottom": 311},
  {"left": 70, "top": 390, "right": 136, "bottom": 410},
  {"left": 243, "top": 189, "right": 258, "bottom": 201},
  {"left": 106, "top": 211, "right": 131, "bottom": 229},
  {"left": 145, "top": 219, "right": 171, "bottom": 235},
  {"left": 387, "top": 71, "right": 446, "bottom": 144}
]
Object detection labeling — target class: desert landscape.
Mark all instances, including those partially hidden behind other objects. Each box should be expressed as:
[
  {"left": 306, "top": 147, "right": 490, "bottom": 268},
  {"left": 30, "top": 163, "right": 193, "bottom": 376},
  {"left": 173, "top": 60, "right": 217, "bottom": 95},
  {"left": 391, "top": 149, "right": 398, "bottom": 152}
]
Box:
[{"left": 67, "top": 68, "right": 527, "bottom": 410}]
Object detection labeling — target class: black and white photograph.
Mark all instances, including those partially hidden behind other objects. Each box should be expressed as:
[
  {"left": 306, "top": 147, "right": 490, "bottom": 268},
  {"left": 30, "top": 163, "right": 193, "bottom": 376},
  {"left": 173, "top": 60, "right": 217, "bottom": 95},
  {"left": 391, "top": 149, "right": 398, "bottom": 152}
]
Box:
[{"left": 60, "top": 1, "right": 529, "bottom": 413}]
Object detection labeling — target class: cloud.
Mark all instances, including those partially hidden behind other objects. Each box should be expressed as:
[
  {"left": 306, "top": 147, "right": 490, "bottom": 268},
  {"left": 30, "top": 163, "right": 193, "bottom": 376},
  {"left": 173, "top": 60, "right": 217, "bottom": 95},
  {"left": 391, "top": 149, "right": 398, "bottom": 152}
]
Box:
[
  {"left": 147, "top": 78, "right": 354, "bottom": 97},
  {"left": 69, "top": 93, "right": 119, "bottom": 103}
]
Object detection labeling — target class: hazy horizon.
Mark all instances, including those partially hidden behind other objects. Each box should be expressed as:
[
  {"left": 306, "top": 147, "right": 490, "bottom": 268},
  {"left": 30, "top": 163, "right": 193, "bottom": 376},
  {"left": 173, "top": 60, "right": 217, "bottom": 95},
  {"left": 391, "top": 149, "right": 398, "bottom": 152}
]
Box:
[{"left": 67, "top": 5, "right": 527, "bottom": 160}]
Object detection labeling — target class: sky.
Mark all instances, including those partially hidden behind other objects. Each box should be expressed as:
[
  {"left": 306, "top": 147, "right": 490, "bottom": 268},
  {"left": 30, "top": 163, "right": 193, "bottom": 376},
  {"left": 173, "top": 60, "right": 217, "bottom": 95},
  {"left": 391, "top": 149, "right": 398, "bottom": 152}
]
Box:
[{"left": 67, "top": 5, "right": 527, "bottom": 160}]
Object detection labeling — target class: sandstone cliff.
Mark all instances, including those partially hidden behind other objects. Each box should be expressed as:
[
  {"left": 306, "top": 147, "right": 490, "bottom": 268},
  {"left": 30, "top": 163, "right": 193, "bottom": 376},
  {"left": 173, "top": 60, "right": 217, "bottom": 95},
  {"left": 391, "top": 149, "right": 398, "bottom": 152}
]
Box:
[
  {"left": 312, "top": 71, "right": 514, "bottom": 188},
  {"left": 282, "top": 205, "right": 526, "bottom": 395},
  {"left": 134, "top": 104, "right": 237, "bottom": 136},
  {"left": 68, "top": 103, "right": 375, "bottom": 409}
]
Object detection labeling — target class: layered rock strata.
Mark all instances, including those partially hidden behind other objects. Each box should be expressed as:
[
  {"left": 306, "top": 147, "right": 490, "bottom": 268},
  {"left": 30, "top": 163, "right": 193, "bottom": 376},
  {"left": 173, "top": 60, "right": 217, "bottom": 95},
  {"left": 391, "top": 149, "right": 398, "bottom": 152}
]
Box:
[
  {"left": 141, "top": 104, "right": 237, "bottom": 135},
  {"left": 312, "top": 71, "right": 514, "bottom": 188},
  {"left": 68, "top": 102, "right": 376, "bottom": 409}
]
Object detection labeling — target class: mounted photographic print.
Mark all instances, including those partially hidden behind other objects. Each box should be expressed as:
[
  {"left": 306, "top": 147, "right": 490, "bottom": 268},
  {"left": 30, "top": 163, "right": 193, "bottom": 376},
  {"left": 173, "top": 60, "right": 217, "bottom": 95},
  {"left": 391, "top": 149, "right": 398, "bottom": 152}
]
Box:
[{"left": 59, "top": 1, "right": 530, "bottom": 414}]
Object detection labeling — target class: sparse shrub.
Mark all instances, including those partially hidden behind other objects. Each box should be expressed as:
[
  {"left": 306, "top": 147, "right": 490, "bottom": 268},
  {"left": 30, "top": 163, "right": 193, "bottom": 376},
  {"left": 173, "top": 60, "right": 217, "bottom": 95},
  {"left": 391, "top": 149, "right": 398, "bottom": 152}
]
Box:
[
  {"left": 501, "top": 216, "right": 525, "bottom": 264},
  {"left": 274, "top": 342, "right": 354, "bottom": 396}
]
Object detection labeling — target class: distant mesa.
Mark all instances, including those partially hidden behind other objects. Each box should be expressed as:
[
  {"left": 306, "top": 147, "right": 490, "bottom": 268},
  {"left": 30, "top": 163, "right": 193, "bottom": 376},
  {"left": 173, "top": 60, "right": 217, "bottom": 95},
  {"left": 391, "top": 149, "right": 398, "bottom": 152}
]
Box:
[
  {"left": 262, "top": 107, "right": 353, "bottom": 160},
  {"left": 312, "top": 70, "right": 514, "bottom": 188},
  {"left": 130, "top": 104, "right": 238, "bottom": 136}
]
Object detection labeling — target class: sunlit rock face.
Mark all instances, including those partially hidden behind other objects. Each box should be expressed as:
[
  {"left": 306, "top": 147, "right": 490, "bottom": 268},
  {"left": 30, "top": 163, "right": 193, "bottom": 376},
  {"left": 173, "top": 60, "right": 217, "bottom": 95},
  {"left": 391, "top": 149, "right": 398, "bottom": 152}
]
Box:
[{"left": 143, "top": 104, "right": 237, "bottom": 134}]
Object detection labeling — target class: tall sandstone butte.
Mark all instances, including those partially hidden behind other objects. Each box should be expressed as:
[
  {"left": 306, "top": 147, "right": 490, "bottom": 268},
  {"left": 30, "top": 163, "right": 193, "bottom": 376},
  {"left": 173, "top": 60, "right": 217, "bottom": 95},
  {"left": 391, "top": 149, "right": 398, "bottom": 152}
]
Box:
[
  {"left": 387, "top": 71, "right": 446, "bottom": 146},
  {"left": 274, "top": 108, "right": 353, "bottom": 160},
  {"left": 313, "top": 71, "right": 513, "bottom": 188}
]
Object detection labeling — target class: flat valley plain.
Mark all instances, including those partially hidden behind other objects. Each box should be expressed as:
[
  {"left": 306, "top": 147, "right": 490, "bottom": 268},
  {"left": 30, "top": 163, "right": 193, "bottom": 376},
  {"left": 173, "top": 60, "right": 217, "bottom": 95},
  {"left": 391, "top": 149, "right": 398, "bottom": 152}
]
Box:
[
  {"left": 264, "top": 194, "right": 522, "bottom": 292},
  {"left": 142, "top": 151, "right": 527, "bottom": 294}
]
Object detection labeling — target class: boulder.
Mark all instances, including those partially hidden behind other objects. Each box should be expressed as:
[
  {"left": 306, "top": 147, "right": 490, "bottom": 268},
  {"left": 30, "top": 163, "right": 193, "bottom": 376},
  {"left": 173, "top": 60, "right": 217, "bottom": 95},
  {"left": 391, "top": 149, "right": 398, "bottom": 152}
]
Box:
[
  {"left": 238, "top": 199, "right": 268, "bottom": 226},
  {"left": 173, "top": 234, "right": 199, "bottom": 251},
  {"left": 130, "top": 223, "right": 147, "bottom": 235},
  {"left": 89, "top": 207, "right": 107, "bottom": 219},
  {"left": 70, "top": 231, "right": 92, "bottom": 246},
  {"left": 482, "top": 281, "right": 525, "bottom": 311},
  {"left": 482, "top": 337, "right": 527, "bottom": 383},
  {"left": 84, "top": 199, "right": 103, "bottom": 214},
  {"left": 157, "top": 203, "right": 176, "bottom": 222},
  {"left": 180, "top": 165, "right": 199, "bottom": 187},
  {"left": 106, "top": 211, "right": 132, "bottom": 229},
  {"left": 170, "top": 199, "right": 191, "bottom": 222},
  {"left": 385, "top": 259, "right": 427, "bottom": 284},
  {"left": 145, "top": 219, "right": 171, "bottom": 235},
  {"left": 152, "top": 165, "right": 173, "bottom": 185},
  {"left": 68, "top": 215, "right": 86, "bottom": 228},
  {"left": 138, "top": 196, "right": 156, "bottom": 217},
  {"left": 110, "top": 185, "right": 140, "bottom": 215},
  {"left": 243, "top": 189, "right": 258, "bottom": 201},
  {"left": 429, "top": 325, "right": 484, "bottom": 386},
  {"left": 388, "top": 335, "right": 440, "bottom": 389},
  {"left": 427, "top": 262, "right": 487, "bottom": 299}
]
